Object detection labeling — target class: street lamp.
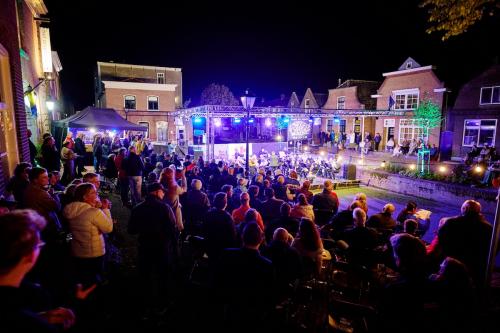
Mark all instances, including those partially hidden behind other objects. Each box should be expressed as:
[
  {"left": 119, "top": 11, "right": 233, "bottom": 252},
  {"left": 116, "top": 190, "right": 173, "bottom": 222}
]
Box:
[{"left": 241, "top": 89, "right": 256, "bottom": 178}]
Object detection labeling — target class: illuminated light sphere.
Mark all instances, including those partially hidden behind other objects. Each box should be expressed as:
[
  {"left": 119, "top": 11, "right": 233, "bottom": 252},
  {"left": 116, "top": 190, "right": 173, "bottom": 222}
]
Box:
[
  {"left": 409, "top": 164, "right": 416, "bottom": 170},
  {"left": 214, "top": 118, "right": 222, "bottom": 127},
  {"left": 249, "top": 118, "right": 255, "bottom": 123},
  {"left": 474, "top": 166, "right": 483, "bottom": 173},
  {"left": 265, "top": 118, "right": 272, "bottom": 127},
  {"left": 89, "top": 127, "right": 96, "bottom": 133},
  {"left": 438, "top": 166, "right": 447, "bottom": 173},
  {"left": 276, "top": 135, "right": 282, "bottom": 141},
  {"left": 381, "top": 162, "right": 386, "bottom": 167}
]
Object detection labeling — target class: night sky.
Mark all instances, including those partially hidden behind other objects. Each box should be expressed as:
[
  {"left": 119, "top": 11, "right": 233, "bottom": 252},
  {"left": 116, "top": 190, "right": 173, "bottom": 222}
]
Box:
[{"left": 44, "top": 0, "right": 500, "bottom": 111}]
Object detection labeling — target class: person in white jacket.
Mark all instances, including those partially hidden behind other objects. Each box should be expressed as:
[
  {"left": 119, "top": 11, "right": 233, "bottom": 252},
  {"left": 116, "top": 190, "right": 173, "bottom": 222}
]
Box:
[{"left": 63, "top": 183, "right": 113, "bottom": 286}]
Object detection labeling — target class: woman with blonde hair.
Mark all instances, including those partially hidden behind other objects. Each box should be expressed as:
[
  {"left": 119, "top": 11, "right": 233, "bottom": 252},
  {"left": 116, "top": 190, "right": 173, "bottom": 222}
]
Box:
[
  {"left": 355, "top": 192, "right": 368, "bottom": 214},
  {"left": 159, "top": 167, "right": 187, "bottom": 231}
]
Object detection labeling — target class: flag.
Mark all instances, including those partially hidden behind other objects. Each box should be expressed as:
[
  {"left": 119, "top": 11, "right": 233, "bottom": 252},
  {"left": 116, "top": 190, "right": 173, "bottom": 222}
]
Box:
[{"left": 388, "top": 96, "right": 395, "bottom": 110}]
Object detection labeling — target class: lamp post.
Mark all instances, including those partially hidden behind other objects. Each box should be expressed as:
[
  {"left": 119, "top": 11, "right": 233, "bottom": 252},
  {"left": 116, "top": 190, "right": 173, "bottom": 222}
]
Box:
[{"left": 241, "top": 90, "right": 256, "bottom": 178}]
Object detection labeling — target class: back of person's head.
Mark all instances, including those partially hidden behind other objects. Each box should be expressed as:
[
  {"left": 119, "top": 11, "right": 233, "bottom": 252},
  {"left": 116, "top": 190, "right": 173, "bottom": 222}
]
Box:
[
  {"left": 263, "top": 179, "right": 270, "bottom": 188},
  {"left": 406, "top": 201, "right": 417, "bottom": 212},
  {"left": 147, "top": 172, "right": 157, "bottom": 182},
  {"left": 28, "top": 167, "right": 47, "bottom": 182},
  {"left": 213, "top": 192, "right": 227, "bottom": 210},
  {"left": 0, "top": 210, "right": 46, "bottom": 275},
  {"left": 383, "top": 203, "right": 395, "bottom": 214},
  {"left": 240, "top": 192, "right": 250, "bottom": 204},
  {"left": 244, "top": 208, "right": 258, "bottom": 223},
  {"left": 298, "top": 217, "right": 321, "bottom": 251},
  {"left": 461, "top": 200, "right": 481, "bottom": 216},
  {"left": 355, "top": 192, "right": 367, "bottom": 202},
  {"left": 264, "top": 187, "right": 274, "bottom": 199},
  {"left": 352, "top": 208, "right": 367, "bottom": 227},
  {"left": 14, "top": 162, "right": 32, "bottom": 178},
  {"left": 273, "top": 227, "right": 292, "bottom": 244},
  {"left": 118, "top": 147, "right": 127, "bottom": 156},
  {"left": 297, "top": 193, "right": 308, "bottom": 206},
  {"left": 221, "top": 184, "right": 233, "bottom": 194},
  {"left": 302, "top": 180, "right": 311, "bottom": 189},
  {"left": 248, "top": 185, "right": 259, "bottom": 197},
  {"left": 277, "top": 175, "right": 285, "bottom": 184},
  {"left": 238, "top": 178, "right": 246, "bottom": 186},
  {"left": 290, "top": 170, "right": 298, "bottom": 179},
  {"left": 404, "top": 219, "right": 418, "bottom": 235},
  {"left": 350, "top": 200, "right": 362, "bottom": 211},
  {"left": 242, "top": 222, "right": 263, "bottom": 248},
  {"left": 390, "top": 233, "right": 426, "bottom": 276},
  {"left": 280, "top": 202, "right": 291, "bottom": 217},
  {"left": 70, "top": 178, "right": 83, "bottom": 186},
  {"left": 74, "top": 183, "right": 95, "bottom": 202},
  {"left": 83, "top": 172, "right": 99, "bottom": 183},
  {"left": 437, "top": 257, "right": 473, "bottom": 288},
  {"left": 191, "top": 179, "right": 202, "bottom": 190}
]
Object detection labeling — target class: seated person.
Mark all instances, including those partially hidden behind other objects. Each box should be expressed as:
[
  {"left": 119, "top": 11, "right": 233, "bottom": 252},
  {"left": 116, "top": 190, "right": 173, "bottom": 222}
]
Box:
[
  {"left": 392, "top": 144, "right": 402, "bottom": 157},
  {"left": 342, "top": 208, "right": 378, "bottom": 268},
  {"left": 479, "top": 160, "right": 500, "bottom": 187},
  {"left": 465, "top": 145, "right": 479, "bottom": 165},
  {"left": 386, "top": 137, "right": 395, "bottom": 152},
  {"left": 479, "top": 143, "right": 491, "bottom": 162}
]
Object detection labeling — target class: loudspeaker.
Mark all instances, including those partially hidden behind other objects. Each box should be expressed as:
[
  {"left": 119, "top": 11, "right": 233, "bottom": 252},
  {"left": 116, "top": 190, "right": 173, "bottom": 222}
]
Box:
[{"left": 342, "top": 164, "right": 357, "bottom": 180}]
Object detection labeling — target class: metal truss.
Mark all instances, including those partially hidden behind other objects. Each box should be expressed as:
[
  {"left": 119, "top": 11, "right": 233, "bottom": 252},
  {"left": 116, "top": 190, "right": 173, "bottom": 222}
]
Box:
[{"left": 174, "top": 105, "right": 409, "bottom": 118}]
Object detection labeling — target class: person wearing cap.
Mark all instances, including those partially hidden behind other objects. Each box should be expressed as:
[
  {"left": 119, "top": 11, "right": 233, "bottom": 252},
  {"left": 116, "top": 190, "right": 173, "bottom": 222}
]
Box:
[{"left": 128, "top": 182, "right": 178, "bottom": 310}]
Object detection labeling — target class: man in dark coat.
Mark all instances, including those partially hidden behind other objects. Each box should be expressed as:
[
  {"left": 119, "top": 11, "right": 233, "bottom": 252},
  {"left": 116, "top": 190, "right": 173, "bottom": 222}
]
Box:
[
  {"left": 128, "top": 182, "right": 178, "bottom": 310},
  {"left": 366, "top": 203, "right": 397, "bottom": 231},
  {"left": 311, "top": 180, "right": 339, "bottom": 226},
  {"left": 259, "top": 188, "right": 285, "bottom": 225},
  {"left": 181, "top": 179, "right": 210, "bottom": 236}
]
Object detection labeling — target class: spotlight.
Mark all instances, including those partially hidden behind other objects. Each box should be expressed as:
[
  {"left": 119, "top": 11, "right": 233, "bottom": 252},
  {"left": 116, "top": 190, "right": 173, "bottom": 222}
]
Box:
[
  {"left": 276, "top": 135, "right": 282, "bottom": 141},
  {"left": 89, "top": 128, "right": 96, "bottom": 133},
  {"left": 194, "top": 117, "right": 202, "bottom": 123},
  {"left": 409, "top": 164, "right": 416, "bottom": 170},
  {"left": 474, "top": 165, "right": 484, "bottom": 173},
  {"left": 320, "top": 151, "right": 325, "bottom": 156},
  {"left": 381, "top": 161, "right": 386, "bottom": 167},
  {"left": 214, "top": 119, "right": 222, "bottom": 127},
  {"left": 303, "top": 146, "right": 308, "bottom": 151},
  {"left": 438, "top": 165, "right": 447, "bottom": 173},
  {"left": 234, "top": 118, "right": 241, "bottom": 123},
  {"left": 265, "top": 118, "right": 272, "bottom": 127}
]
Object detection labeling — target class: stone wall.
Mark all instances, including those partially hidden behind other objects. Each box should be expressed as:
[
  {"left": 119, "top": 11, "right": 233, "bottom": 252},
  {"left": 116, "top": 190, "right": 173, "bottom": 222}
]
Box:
[{"left": 357, "top": 167, "right": 498, "bottom": 214}]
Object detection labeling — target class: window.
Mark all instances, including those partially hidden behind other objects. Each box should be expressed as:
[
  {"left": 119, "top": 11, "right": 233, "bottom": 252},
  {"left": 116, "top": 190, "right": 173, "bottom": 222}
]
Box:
[
  {"left": 124, "top": 95, "right": 136, "bottom": 110},
  {"left": 157, "top": 73, "right": 165, "bottom": 84},
  {"left": 394, "top": 89, "right": 419, "bottom": 110},
  {"left": 138, "top": 121, "right": 149, "bottom": 138},
  {"left": 463, "top": 119, "right": 497, "bottom": 147},
  {"left": 156, "top": 121, "right": 168, "bottom": 141},
  {"left": 327, "top": 119, "right": 334, "bottom": 132},
  {"left": 480, "top": 86, "right": 500, "bottom": 105},
  {"left": 305, "top": 99, "right": 310, "bottom": 108},
  {"left": 398, "top": 119, "right": 426, "bottom": 144},
  {"left": 337, "top": 96, "right": 345, "bottom": 109},
  {"left": 354, "top": 118, "right": 361, "bottom": 134},
  {"left": 148, "top": 96, "right": 159, "bottom": 110},
  {"left": 339, "top": 119, "right": 346, "bottom": 133},
  {"left": 406, "top": 61, "right": 412, "bottom": 69}
]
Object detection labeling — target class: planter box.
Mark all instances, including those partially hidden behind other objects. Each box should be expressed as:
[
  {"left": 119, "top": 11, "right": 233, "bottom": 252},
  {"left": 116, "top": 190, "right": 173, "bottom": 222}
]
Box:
[{"left": 357, "top": 168, "right": 498, "bottom": 215}]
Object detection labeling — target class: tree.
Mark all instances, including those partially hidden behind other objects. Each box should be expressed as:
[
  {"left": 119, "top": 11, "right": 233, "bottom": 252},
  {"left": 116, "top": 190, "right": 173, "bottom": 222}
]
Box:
[
  {"left": 420, "top": 0, "right": 499, "bottom": 40},
  {"left": 200, "top": 83, "right": 239, "bottom": 106},
  {"left": 414, "top": 98, "right": 442, "bottom": 129}
]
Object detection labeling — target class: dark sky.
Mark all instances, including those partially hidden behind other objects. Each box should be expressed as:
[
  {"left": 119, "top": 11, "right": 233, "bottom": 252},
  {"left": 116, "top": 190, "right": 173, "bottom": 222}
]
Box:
[{"left": 45, "top": 0, "right": 500, "bottom": 110}]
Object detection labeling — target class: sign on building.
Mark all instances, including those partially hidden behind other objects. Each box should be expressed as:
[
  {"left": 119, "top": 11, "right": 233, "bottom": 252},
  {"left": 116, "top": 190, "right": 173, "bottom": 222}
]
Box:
[
  {"left": 384, "top": 119, "right": 395, "bottom": 127},
  {"left": 40, "top": 27, "right": 53, "bottom": 73}
]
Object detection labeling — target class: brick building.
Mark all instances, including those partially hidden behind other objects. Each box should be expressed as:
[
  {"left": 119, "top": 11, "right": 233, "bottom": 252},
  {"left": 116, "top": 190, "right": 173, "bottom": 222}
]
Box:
[
  {"left": 95, "top": 62, "right": 182, "bottom": 143},
  {"left": 447, "top": 64, "right": 500, "bottom": 159}
]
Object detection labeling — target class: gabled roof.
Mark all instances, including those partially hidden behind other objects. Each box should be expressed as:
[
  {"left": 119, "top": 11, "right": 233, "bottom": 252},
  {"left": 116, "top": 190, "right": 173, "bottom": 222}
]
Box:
[
  {"left": 313, "top": 93, "right": 327, "bottom": 108},
  {"left": 337, "top": 79, "right": 379, "bottom": 89},
  {"left": 288, "top": 92, "right": 301, "bottom": 108},
  {"left": 398, "top": 57, "right": 421, "bottom": 71}
]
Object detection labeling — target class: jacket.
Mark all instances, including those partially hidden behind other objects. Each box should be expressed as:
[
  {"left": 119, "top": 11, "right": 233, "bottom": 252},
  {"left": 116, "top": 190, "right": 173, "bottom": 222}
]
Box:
[
  {"left": 63, "top": 202, "right": 113, "bottom": 258},
  {"left": 290, "top": 204, "right": 315, "bottom": 222}
]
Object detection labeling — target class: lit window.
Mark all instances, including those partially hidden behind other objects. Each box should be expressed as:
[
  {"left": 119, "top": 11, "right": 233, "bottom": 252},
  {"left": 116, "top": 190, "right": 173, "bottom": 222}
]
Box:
[
  {"left": 337, "top": 96, "right": 345, "bottom": 109},
  {"left": 148, "top": 96, "right": 159, "bottom": 110},
  {"left": 124, "top": 95, "right": 136, "bottom": 110},
  {"left": 394, "top": 90, "right": 419, "bottom": 110},
  {"left": 398, "top": 119, "right": 426, "bottom": 144},
  {"left": 463, "top": 119, "right": 497, "bottom": 147},
  {"left": 480, "top": 86, "right": 500, "bottom": 105},
  {"left": 157, "top": 73, "right": 165, "bottom": 84}
]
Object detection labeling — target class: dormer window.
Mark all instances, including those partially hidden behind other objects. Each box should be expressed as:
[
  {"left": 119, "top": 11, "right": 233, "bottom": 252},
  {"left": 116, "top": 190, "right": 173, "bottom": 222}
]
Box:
[
  {"left": 157, "top": 73, "right": 165, "bottom": 84},
  {"left": 406, "top": 62, "right": 412, "bottom": 69},
  {"left": 480, "top": 86, "right": 500, "bottom": 105},
  {"left": 305, "top": 99, "right": 310, "bottom": 108}
]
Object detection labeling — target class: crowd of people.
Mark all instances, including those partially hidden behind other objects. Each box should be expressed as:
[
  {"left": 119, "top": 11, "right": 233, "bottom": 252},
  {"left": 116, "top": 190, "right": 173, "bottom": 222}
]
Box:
[{"left": 0, "top": 131, "right": 496, "bottom": 332}]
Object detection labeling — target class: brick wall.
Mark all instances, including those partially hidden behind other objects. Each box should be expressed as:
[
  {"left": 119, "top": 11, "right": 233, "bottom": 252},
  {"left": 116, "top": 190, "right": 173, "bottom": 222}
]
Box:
[{"left": 0, "top": 0, "right": 30, "bottom": 193}]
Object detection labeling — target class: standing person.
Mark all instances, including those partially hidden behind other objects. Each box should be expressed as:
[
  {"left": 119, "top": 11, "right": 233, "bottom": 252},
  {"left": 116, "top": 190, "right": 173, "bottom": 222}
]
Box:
[
  {"left": 122, "top": 146, "right": 144, "bottom": 207},
  {"left": 63, "top": 183, "right": 113, "bottom": 286},
  {"left": 92, "top": 136, "right": 103, "bottom": 174},
  {"left": 128, "top": 182, "right": 178, "bottom": 313},
  {"left": 60, "top": 141, "right": 76, "bottom": 185},
  {"left": 74, "top": 133, "right": 86, "bottom": 177},
  {"left": 159, "top": 167, "right": 186, "bottom": 232},
  {"left": 63, "top": 131, "right": 75, "bottom": 150},
  {"left": 114, "top": 148, "right": 129, "bottom": 207},
  {"left": 27, "top": 129, "right": 37, "bottom": 167},
  {"left": 41, "top": 136, "right": 60, "bottom": 173},
  {"left": 374, "top": 132, "right": 382, "bottom": 151}
]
